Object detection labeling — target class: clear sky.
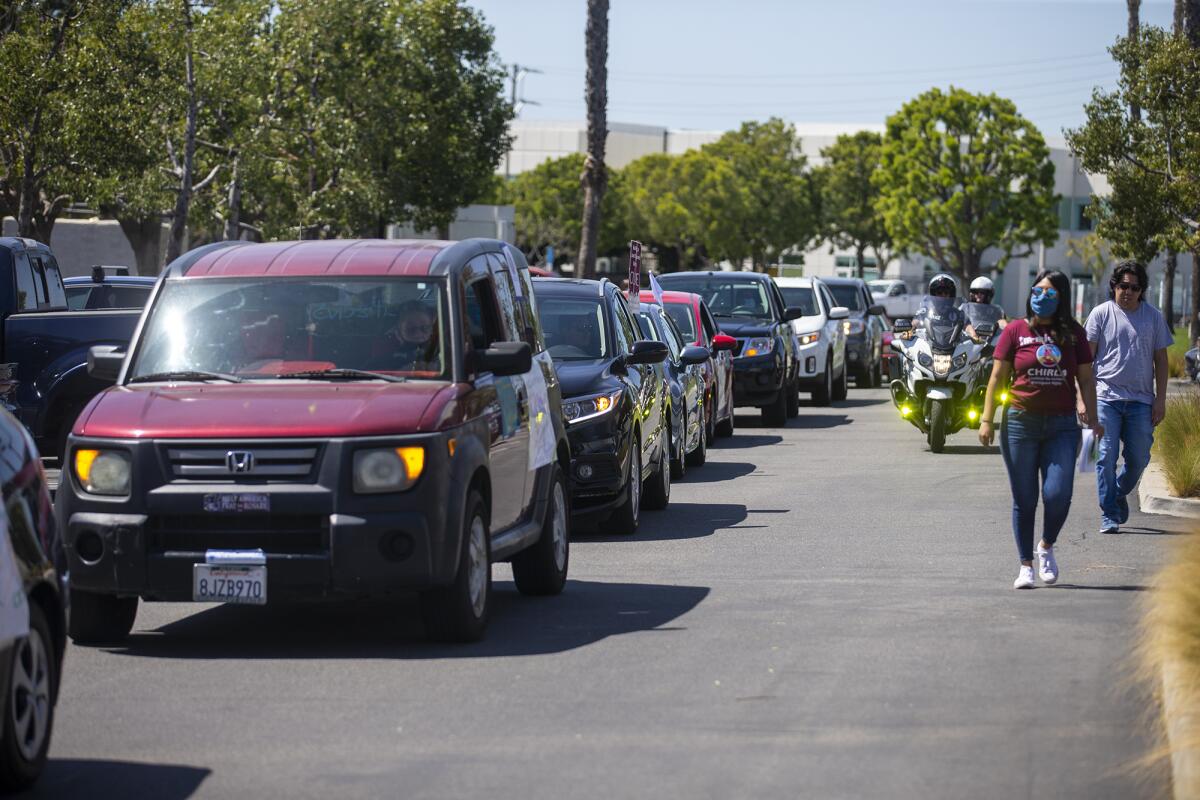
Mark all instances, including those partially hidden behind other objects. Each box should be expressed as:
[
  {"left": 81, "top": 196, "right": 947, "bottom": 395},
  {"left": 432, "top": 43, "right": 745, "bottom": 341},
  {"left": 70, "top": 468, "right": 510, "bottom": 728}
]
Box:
[{"left": 467, "top": 0, "right": 1176, "bottom": 140}]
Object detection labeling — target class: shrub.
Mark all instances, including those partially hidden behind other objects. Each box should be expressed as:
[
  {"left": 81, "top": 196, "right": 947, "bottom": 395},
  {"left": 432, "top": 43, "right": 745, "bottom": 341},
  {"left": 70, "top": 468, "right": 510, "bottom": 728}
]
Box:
[
  {"left": 1155, "top": 393, "right": 1200, "bottom": 498},
  {"left": 1167, "top": 328, "right": 1193, "bottom": 379}
]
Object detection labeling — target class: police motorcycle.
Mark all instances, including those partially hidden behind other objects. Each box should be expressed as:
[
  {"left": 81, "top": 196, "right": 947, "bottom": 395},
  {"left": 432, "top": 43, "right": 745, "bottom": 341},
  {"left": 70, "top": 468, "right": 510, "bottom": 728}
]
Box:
[{"left": 889, "top": 296, "right": 998, "bottom": 453}]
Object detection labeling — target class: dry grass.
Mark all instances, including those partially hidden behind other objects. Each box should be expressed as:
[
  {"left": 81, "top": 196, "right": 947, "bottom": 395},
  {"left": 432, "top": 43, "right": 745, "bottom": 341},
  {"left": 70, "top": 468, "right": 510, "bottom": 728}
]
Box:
[
  {"left": 1140, "top": 528, "right": 1200, "bottom": 794},
  {"left": 1155, "top": 394, "right": 1200, "bottom": 498},
  {"left": 1167, "top": 328, "right": 1193, "bottom": 379}
]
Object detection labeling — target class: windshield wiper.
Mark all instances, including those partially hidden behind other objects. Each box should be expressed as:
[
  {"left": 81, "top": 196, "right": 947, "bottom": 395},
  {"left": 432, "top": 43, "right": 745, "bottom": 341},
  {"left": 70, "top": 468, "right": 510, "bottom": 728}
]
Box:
[
  {"left": 272, "top": 368, "right": 407, "bottom": 383},
  {"left": 129, "top": 370, "right": 244, "bottom": 384}
]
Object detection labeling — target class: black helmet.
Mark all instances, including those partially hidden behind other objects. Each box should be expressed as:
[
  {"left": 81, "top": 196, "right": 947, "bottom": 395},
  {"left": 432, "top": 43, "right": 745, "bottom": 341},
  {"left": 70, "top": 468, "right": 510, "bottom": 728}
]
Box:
[{"left": 927, "top": 273, "right": 957, "bottom": 298}]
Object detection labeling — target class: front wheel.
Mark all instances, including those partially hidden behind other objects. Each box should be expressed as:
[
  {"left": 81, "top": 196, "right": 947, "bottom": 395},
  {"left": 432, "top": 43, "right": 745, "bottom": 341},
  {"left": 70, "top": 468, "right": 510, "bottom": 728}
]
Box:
[
  {"left": 785, "top": 376, "right": 800, "bottom": 418},
  {"left": 716, "top": 409, "right": 735, "bottom": 438},
  {"left": 812, "top": 359, "right": 832, "bottom": 406},
  {"left": 512, "top": 465, "right": 569, "bottom": 596},
  {"left": 420, "top": 490, "right": 491, "bottom": 642},
  {"left": 608, "top": 438, "right": 641, "bottom": 535},
  {"left": 0, "top": 603, "right": 56, "bottom": 792},
  {"left": 928, "top": 399, "right": 948, "bottom": 453},
  {"left": 762, "top": 385, "right": 788, "bottom": 426},
  {"left": 642, "top": 431, "right": 671, "bottom": 510},
  {"left": 831, "top": 357, "right": 848, "bottom": 401},
  {"left": 686, "top": 409, "right": 707, "bottom": 467},
  {"left": 68, "top": 589, "right": 137, "bottom": 645}
]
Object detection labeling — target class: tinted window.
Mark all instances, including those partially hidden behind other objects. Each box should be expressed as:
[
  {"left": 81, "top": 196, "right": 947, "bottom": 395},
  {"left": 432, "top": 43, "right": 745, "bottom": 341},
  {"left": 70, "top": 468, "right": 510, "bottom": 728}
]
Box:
[
  {"left": 663, "top": 302, "right": 696, "bottom": 341},
  {"left": 612, "top": 294, "right": 639, "bottom": 353},
  {"left": 38, "top": 256, "right": 66, "bottom": 308},
  {"left": 699, "top": 304, "right": 718, "bottom": 342},
  {"left": 465, "top": 277, "right": 505, "bottom": 353},
  {"left": 660, "top": 314, "right": 685, "bottom": 359},
  {"left": 819, "top": 285, "right": 836, "bottom": 313},
  {"left": 828, "top": 284, "right": 865, "bottom": 311},
  {"left": 658, "top": 277, "right": 771, "bottom": 319},
  {"left": 13, "top": 252, "right": 37, "bottom": 311},
  {"left": 778, "top": 287, "right": 818, "bottom": 317},
  {"left": 539, "top": 296, "right": 609, "bottom": 360},
  {"left": 66, "top": 286, "right": 91, "bottom": 310},
  {"left": 84, "top": 285, "right": 151, "bottom": 310}
]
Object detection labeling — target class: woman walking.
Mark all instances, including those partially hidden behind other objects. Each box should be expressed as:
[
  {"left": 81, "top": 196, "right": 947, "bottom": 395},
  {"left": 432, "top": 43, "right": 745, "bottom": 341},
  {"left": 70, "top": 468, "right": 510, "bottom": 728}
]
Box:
[{"left": 979, "top": 270, "right": 1104, "bottom": 589}]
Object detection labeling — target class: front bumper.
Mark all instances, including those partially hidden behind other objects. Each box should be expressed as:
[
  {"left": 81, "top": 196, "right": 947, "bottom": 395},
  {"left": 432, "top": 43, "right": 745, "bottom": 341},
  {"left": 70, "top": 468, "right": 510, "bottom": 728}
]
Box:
[
  {"left": 59, "top": 434, "right": 460, "bottom": 601},
  {"left": 795, "top": 340, "right": 826, "bottom": 387},
  {"left": 732, "top": 352, "right": 785, "bottom": 407},
  {"left": 563, "top": 414, "right": 631, "bottom": 516}
]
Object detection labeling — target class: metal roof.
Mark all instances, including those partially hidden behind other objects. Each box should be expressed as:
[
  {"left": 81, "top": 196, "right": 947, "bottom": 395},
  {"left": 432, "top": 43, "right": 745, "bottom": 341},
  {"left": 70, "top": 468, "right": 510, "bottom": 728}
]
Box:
[{"left": 180, "top": 239, "right": 454, "bottom": 278}]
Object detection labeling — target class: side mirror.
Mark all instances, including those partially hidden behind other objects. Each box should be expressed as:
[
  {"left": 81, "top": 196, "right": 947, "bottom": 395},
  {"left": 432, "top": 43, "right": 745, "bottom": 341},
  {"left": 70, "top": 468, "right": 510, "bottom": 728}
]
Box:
[
  {"left": 892, "top": 318, "right": 912, "bottom": 333},
  {"left": 783, "top": 307, "right": 804, "bottom": 321},
  {"left": 680, "top": 345, "right": 710, "bottom": 366},
  {"left": 476, "top": 341, "right": 532, "bottom": 377},
  {"left": 828, "top": 306, "right": 850, "bottom": 321},
  {"left": 625, "top": 339, "right": 668, "bottom": 365},
  {"left": 711, "top": 334, "right": 736, "bottom": 352},
  {"left": 88, "top": 345, "right": 126, "bottom": 382},
  {"left": 868, "top": 304, "right": 887, "bottom": 316},
  {"left": 975, "top": 322, "right": 996, "bottom": 339}
]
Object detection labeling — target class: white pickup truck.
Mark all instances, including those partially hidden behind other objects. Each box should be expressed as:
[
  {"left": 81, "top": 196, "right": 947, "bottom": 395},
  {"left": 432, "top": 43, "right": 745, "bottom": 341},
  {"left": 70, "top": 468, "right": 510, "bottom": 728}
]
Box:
[{"left": 868, "top": 280, "right": 924, "bottom": 319}]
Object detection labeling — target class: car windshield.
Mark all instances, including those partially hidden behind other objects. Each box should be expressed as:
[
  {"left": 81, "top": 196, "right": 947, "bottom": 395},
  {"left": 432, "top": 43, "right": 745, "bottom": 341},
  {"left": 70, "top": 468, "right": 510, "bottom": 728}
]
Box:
[
  {"left": 128, "top": 277, "right": 448, "bottom": 381},
  {"left": 662, "top": 302, "right": 696, "bottom": 341},
  {"left": 828, "top": 284, "right": 865, "bottom": 311},
  {"left": 659, "top": 277, "right": 771, "bottom": 320},
  {"left": 868, "top": 281, "right": 891, "bottom": 295},
  {"left": 778, "top": 287, "right": 818, "bottom": 317},
  {"left": 538, "top": 296, "right": 609, "bottom": 360}
]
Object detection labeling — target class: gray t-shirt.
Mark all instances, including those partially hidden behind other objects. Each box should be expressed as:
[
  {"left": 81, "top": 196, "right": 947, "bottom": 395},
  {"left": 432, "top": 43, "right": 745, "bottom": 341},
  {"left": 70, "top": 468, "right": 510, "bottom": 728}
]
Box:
[{"left": 1084, "top": 300, "right": 1173, "bottom": 404}]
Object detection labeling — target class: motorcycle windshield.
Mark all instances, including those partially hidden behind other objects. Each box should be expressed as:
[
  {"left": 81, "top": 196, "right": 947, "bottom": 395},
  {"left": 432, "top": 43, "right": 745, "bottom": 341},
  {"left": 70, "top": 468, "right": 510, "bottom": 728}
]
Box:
[
  {"left": 961, "top": 302, "right": 1003, "bottom": 328},
  {"left": 919, "top": 296, "right": 964, "bottom": 352}
]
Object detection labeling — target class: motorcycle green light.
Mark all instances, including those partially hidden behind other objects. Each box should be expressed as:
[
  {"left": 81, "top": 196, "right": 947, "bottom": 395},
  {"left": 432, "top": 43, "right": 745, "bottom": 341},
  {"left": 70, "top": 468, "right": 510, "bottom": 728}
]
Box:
[
  {"left": 968, "top": 409, "right": 979, "bottom": 421},
  {"left": 900, "top": 405, "right": 912, "bottom": 417},
  {"left": 999, "top": 391, "right": 1009, "bottom": 404}
]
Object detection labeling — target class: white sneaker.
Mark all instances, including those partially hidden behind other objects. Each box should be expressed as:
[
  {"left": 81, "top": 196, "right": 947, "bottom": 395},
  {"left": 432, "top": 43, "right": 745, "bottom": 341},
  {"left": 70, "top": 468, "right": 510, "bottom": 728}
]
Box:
[
  {"left": 1013, "top": 565, "right": 1035, "bottom": 589},
  {"left": 1036, "top": 545, "right": 1059, "bottom": 585}
]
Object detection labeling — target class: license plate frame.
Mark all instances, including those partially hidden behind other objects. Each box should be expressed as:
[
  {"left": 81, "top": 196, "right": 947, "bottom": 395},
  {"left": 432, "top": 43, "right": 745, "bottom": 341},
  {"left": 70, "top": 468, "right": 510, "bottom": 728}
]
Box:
[
  {"left": 192, "top": 563, "right": 267, "bottom": 605},
  {"left": 202, "top": 493, "right": 270, "bottom": 513}
]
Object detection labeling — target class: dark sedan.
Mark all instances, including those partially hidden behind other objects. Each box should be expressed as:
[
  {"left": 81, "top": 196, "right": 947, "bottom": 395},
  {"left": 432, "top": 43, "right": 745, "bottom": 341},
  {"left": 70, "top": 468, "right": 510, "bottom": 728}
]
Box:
[{"left": 636, "top": 304, "right": 710, "bottom": 476}]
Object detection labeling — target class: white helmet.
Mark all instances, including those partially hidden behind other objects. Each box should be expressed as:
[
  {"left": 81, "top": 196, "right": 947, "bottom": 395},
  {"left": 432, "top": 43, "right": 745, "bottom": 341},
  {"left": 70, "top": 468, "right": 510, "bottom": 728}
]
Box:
[{"left": 969, "top": 276, "right": 994, "bottom": 302}]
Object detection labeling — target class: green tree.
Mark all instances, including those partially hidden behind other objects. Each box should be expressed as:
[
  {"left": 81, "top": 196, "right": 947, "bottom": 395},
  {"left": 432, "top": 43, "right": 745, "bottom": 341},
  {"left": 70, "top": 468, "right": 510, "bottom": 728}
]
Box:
[
  {"left": 875, "top": 87, "right": 1058, "bottom": 284},
  {"left": 817, "top": 131, "right": 892, "bottom": 279},
  {"left": 620, "top": 152, "right": 700, "bottom": 271}
]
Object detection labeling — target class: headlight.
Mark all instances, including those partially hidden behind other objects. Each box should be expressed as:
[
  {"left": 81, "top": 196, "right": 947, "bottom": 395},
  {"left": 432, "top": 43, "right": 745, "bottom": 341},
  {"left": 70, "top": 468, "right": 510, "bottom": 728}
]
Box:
[
  {"left": 798, "top": 333, "right": 820, "bottom": 346},
  {"left": 563, "top": 390, "right": 622, "bottom": 424},
  {"left": 74, "top": 449, "right": 131, "bottom": 495},
  {"left": 741, "top": 337, "right": 774, "bottom": 357},
  {"left": 844, "top": 319, "right": 865, "bottom": 335},
  {"left": 353, "top": 446, "right": 425, "bottom": 494},
  {"left": 933, "top": 354, "right": 952, "bottom": 376},
  {"left": 918, "top": 352, "right": 933, "bottom": 368},
  {"left": 952, "top": 352, "right": 968, "bottom": 369}
]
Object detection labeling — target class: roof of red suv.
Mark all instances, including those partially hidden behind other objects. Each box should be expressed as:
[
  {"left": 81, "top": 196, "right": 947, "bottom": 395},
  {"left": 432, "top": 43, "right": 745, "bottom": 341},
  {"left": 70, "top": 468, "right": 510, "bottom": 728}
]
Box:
[
  {"left": 638, "top": 289, "right": 701, "bottom": 306},
  {"left": 165, "top": 238, "right": 523, "bottom": 280}
]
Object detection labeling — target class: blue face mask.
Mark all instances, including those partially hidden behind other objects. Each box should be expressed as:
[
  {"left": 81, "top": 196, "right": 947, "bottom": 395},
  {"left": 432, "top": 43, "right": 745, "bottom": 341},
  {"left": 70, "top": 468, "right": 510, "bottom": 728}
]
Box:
[{"left": 1030, "top": 291, "right": 1058, "bottom": 318}]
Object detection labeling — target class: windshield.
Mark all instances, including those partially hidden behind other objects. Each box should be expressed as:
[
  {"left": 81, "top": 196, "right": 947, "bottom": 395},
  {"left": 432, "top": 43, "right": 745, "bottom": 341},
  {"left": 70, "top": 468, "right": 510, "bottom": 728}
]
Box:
[
  {"left": 828, "top": 284, "right": 865, "bottom": 311},
  {"left": 662, "top": 302, "right": 696, "bottom": 341},
  {"left": 539, "top": 296, "right": 609, "bottom": 360},
  {"left": 867, "top": 281, "right": 891, "bottom": 295},
  {"left": 918, "top": 296, "right": 965, "bottom": 351},
  {"left": 659, "top": 277, "right": 771, "bottom": 320},
  {"left": 961, "top": 301, "right": 1003, "bottom": 329},
  {"left": 779, "top": 287, "right": 818, "bottom": 317},
  {"left": 128, "top": 277, "right": 447, "bottom": 380}
]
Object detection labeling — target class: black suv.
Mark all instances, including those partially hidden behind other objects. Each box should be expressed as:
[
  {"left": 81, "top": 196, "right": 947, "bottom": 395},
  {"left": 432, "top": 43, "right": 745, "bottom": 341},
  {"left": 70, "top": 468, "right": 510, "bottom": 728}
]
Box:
[
  {"left": 658, "top": 271, "right": 802, "bottom": 426},
  {"left": 823, "top": 277, "right": 887, "bottom": 387},
  {"left": 532, "top": 278, "right": 669, "bottom": 535}
]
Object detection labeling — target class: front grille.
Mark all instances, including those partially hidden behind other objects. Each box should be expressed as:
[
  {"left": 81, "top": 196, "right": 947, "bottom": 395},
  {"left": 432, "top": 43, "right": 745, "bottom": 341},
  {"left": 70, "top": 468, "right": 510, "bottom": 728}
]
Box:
[
  {"left": 164, "top": 444, "right": 320, "bottom": 481},
  {"left": 147, "top": 514, "right": 328, "bottom": 555}
]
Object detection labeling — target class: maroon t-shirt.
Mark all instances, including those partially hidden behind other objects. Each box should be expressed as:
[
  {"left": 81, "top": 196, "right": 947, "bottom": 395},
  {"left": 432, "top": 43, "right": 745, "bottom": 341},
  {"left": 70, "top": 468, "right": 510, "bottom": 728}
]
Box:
[{"left": 993, "top": 318, "right": 1092, "bottom": 415}]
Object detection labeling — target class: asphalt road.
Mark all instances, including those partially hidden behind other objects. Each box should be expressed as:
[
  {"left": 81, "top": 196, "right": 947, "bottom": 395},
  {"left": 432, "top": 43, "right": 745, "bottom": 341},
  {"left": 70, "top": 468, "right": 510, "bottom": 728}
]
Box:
[{"left": 32, "top": 388, "right": 1186, "bottom": 800}]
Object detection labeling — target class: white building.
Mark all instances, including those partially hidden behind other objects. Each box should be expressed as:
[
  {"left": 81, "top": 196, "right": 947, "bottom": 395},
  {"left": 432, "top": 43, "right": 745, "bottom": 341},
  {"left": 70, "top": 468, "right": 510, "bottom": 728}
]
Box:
[{"left": 501, "top": 119, "right": 1193, "bottom": 320}]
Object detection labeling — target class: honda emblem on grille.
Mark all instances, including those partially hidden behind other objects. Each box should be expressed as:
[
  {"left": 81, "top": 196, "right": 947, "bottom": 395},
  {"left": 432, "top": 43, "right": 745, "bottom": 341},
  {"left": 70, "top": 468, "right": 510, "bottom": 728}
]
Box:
[{"left": 226, "top": 451, "right": 255, "bottom": 474}]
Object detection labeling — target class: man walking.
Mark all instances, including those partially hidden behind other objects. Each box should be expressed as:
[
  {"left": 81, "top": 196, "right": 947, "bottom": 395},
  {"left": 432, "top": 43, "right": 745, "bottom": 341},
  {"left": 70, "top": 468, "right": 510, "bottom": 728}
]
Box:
[{"left": 1083, "top": 260, "right": 1173, "bottom": 534}]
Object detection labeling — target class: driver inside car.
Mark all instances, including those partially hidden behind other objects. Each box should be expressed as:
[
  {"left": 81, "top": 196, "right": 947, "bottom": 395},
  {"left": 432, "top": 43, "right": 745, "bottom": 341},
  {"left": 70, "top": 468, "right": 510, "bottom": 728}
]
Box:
[{"left": 369, "top": 301, "right": 439, "bottom": 372}]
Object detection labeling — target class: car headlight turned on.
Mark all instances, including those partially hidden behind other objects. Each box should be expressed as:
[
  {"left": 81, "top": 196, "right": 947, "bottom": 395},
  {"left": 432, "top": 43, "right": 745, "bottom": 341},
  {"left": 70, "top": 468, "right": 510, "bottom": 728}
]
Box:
[
  {"left": 844, "top": 319, "right": 865, "bottom": 335},
  {"left": 742, "top": 337, "right": 774, "bottom": 357},
  {"left": 563, "top": 390, "right": 622, "bottom": 425},
  {"left": 74, "top": 449, "right": 132, "bottom": 495},
  {"left": 353, "top": 446, "right": 425, "bottom": 494},
  {"left": 798, "top": 333, "right": 820, "bottom": 346}
]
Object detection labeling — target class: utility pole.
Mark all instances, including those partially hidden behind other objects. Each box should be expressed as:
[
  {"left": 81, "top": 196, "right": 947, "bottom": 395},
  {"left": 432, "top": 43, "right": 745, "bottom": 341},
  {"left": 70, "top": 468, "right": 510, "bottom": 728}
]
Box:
[{"left": 504, "top": 63, "right": 542, "bottom": 179}]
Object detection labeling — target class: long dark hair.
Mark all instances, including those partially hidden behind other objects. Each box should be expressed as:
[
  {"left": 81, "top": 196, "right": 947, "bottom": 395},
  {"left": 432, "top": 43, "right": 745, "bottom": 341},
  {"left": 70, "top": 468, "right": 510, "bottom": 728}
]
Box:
[{"left": 1026, "top": 269, "right": 1075, "bottom": 346}]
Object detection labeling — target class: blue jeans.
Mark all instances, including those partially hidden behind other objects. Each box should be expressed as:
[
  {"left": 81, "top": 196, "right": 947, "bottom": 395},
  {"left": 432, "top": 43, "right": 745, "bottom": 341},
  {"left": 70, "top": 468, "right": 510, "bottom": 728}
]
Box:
[
  {"left": 1000, "top": 409, "right": 1081, "bottom": 562},
  {"left": 1095, "top": 399, "right": 1154, "bottom": 528}
]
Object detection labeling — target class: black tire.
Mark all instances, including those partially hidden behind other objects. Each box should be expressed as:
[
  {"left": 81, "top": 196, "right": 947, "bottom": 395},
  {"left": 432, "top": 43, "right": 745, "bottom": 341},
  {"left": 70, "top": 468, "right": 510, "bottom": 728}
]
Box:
[
  {"left": 642, "top": 432, "right": 671, "bottom": 510},
  {"left": 608, "top": 438, "right": 641, "bottom": 535},
  {"left": 704, "top": 394, "right": 715, "bottom": 445},
  {"left": 670, "top": 410, "right": 687, "bottom": 480},
  {"left": 512, "top": 465, "right": 569, "bottom": 596},
  {"left": 686, "top": 409, "right": 707, "bottom": 467},
  {"left": 928, "top": 399, "right": 948, "bottom": 453},
  {"left": 715, "top": 409, "right": 734, "bottom": 438},
  {"left": 812, "top": 359, "right": 832, "bottom": 406},
  {"left": 785, "top": 376, "right": 800, "bottom": 418},
  {"left": 67, "top": 588, "right": 137, "bottom": 645},
  {"left": 420, "top": 490, "right": 491, "bottom": 642},
  {"left": 0, "top": 603, "right": 56, "bottom": 793},
  {"left": 762, "top": 386, "right": 787, "bottom": 426},
  {"left": 832, "top": 358, "right": 849, "bottom": 401}
]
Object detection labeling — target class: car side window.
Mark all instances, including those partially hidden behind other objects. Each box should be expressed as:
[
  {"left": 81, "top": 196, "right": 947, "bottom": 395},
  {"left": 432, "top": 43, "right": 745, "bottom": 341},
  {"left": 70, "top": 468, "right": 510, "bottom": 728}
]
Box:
[
  {"left": 820, "top": 285, "right": 836, "bottom": 314},
  {"left": 38, "top": 255, "right": 66, "bottom": 308},
  {"left": 890, "top": 284, "right": 905, "bottom": 297},
  {"left": 661, "top": 315, "right": 684, "bottom": 361},
  {"left": 611, "top": 292, "right": 638, "bottom": 354},
  {"left": 12, "top": 252, "right": 38, "bottom": 312},
  {"left": 464, "top": 277, "right": 506, "bottom": 372},
  {"left": 699, "top": 304, "right": 717, "bottom": 344},
  {"left": 512, "top": 264, "right": 545, "bottom": 353},
  {"left": 86, "top": 285, "right": 150, "bottom": 309},
  {"left": 768, "top": 282, "right": 786, "bottom": 319},
  {"left": 488, "top": 259, "right": 523, "bottom": 345}
]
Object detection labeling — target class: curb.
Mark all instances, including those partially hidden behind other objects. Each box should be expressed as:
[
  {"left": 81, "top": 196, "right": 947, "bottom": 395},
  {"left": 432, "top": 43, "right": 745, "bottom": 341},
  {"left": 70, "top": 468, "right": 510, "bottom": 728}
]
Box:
[{"left": 1139, "top": 462, "right": 1200, "bottom": 520}]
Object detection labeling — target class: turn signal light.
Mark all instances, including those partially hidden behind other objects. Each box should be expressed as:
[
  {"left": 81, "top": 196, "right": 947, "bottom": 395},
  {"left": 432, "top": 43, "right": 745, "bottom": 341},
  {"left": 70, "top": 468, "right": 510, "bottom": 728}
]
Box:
[
  {"left": 397, "top": 446, "right": 425, "bottom": 481},
  {"left": 75, "top": 449, "right": 100, "bottom": 483}
]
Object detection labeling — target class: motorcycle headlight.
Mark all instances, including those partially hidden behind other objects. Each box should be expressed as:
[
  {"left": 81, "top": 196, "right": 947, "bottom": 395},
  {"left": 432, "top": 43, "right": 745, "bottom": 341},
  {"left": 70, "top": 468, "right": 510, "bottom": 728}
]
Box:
[
  {"left": 74, "top": 449, "right": 132, "bottom": 495},
  {"left": 741, "top": 337, "right": 774, "bottom": 358},
  {"left": 563, "top": 390, "right": 622, "bottom": 424},
  {"left": 952, "top": 352, "right": 968, "bottom": 369},
  {"left": 918, "top": 352, "right": 933, "bottom": 368},
  {"left": 933, "top": 354, "right": 952, "bottom": 376},
  {"left": 353, "top": 447, "right": 425, "bottom": 494},
  {"left": 798, "top": 333, "right": 820, "bottom": 346}
]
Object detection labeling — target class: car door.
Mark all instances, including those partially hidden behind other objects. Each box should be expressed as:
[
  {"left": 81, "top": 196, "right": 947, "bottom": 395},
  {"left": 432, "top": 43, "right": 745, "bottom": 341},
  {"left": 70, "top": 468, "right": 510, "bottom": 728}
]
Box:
[
  {"left": 612, "top": 291, "right": 659, "bottom": 470},
  {"left": 819, "top": 283, "right": 845, "bottom": 374},
  {"left": 463, "top": 261, "right": 528, "bottom": 532},
  {"left": 699, "top": 303, "right": 729, "bottom": 418},
  {"left": 767, "top": 280, "right": 796, "bottom": 380}
]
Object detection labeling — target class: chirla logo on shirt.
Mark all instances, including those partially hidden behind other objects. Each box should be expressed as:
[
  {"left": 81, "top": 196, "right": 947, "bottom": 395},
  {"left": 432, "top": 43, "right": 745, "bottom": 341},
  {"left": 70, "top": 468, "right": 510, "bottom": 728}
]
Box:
[
  {"left": 1036, "top": 343, "right": 1062, "bottom": 367},
  {"left": 1019, "top": 334, "right": 1068, "bottom": 385}
]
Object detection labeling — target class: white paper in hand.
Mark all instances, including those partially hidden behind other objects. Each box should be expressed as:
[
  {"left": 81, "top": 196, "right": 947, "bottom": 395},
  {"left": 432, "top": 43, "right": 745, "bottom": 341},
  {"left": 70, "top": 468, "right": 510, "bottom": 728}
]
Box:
[{"left": 1077, "top": 428, "right": 1100, "bottom": 474}]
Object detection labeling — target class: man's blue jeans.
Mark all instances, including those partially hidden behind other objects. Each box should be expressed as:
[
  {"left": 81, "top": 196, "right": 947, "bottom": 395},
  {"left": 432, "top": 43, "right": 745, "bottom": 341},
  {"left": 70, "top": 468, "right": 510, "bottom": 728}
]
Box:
[
  {"left": 1000, "top": 409, "right": 1081, "bottom": 562},
  {"left": 1095, "top": 399, "right": 1154, "bottom": 529}
]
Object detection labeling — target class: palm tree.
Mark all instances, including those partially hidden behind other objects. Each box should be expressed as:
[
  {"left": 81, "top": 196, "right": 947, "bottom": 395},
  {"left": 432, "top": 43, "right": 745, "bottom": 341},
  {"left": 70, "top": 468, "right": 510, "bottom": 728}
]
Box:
[
  {"left": 577, "top": 0, "right": 608, "bottom": 279},
  {"left": 1128, "top": 0, "right": 1140, "bottom": 120}
]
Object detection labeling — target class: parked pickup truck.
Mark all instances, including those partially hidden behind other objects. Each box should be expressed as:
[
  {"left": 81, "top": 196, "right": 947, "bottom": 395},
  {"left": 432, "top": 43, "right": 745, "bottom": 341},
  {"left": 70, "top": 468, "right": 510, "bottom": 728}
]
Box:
[
  {"left": 0, "top": 238, "right": 141, "bottom": 460},
  {"left": 868, "top": 280, "right": 924, "bottom": 319}
]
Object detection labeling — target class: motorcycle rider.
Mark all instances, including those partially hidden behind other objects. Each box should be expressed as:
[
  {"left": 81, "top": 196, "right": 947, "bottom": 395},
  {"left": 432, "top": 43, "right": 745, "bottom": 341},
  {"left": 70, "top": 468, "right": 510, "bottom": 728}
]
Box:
[
  {"left": 902, "top": 273, "right": 958, "bottom": 338},
  {"left": 966, "top": 276, "right": 1008, "bottom": 331}
]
